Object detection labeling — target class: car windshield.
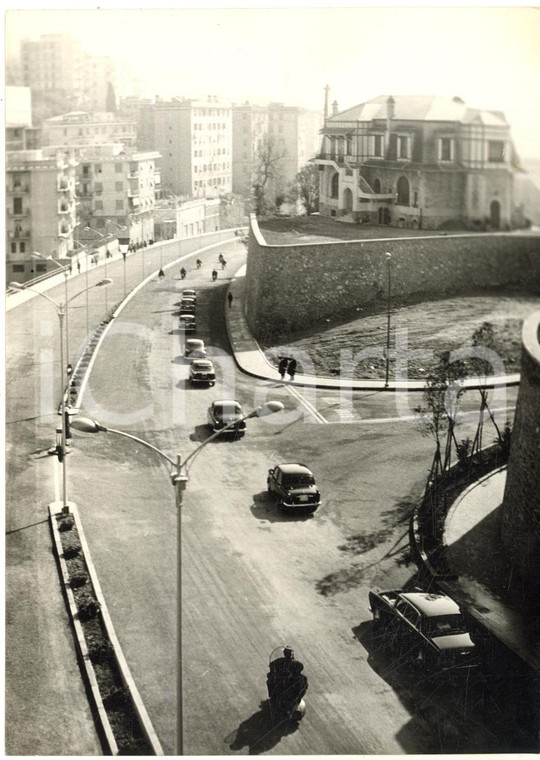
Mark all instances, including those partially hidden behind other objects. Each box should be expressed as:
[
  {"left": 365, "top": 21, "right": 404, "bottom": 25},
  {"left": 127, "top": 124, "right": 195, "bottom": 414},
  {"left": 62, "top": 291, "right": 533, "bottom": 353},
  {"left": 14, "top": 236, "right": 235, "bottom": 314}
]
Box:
[
  {"left": 282, "top": 474, "right": 315, "bottom": 487},
  {"left": 215, "top": 403, "right": 241, "bottom": 415},
  {"left": 194, "top": 361, "right": 211, "bottom": 369},
  {"left": 425, "top": 614, "right": 467, "bottom": 635}
]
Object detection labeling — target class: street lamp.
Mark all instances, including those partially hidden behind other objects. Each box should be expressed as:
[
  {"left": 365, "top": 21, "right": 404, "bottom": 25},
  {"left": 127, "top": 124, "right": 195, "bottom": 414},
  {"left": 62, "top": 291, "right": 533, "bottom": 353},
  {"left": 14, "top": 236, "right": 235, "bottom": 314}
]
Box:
[
  {"left": 384, "top": 252, "right": 392, "bottom": 388},
  {"left": 31, "top": 252, "right": 71, "bottom": 367},
  {"left": 9, "top": 278, "right": 113, "bottom": 510},
  {"left": 70, "top": 401, "right": 285, "bottom": 508}
]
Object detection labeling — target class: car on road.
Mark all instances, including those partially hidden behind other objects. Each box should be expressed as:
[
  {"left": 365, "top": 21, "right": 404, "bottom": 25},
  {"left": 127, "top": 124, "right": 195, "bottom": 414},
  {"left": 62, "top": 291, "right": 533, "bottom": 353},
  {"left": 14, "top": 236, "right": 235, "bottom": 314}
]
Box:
[
  {"left": 181, "top": 289, "right": 197, "bottom": 301},
  {"left": 184, "top": 338, "right": 207, "bottom": 359},
  {"left": 267, "top": 463, "right": 321, "bottom": 513},
  {"left": 180, "top": 297, "right": 196, "bottom": 313},
  {"left": 190, "top": 359, "right": 216, "bottom": 386},
  {"left": 207, "top": 400, "right": 246, "bottom": 436},
  {"left": 368, "top": 589, "right": 478, "bottom": 675},
  {"left": 179, "top": 313, "right": 196, "bottom": 333}
]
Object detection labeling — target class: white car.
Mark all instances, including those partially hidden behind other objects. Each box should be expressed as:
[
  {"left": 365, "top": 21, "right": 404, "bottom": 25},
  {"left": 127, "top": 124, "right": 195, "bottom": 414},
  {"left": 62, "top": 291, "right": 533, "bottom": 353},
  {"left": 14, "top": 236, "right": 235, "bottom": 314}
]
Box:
[
  {"left": 181, "top": 289, "right": 197, "bottom": 301},
  {"left": 184, "top": 338, "right": 206, "bottom": 359}
]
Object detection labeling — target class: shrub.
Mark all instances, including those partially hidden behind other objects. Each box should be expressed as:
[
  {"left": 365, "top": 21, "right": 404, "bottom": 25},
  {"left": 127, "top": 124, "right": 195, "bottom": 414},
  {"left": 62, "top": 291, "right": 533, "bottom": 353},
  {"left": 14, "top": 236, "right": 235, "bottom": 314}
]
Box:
[
  {"left": 456, "top": 437, "right": 472, "bottom": 467},
  {"left": 63, "top": 544, "right": 81, "bottom": 559},
  {"left": 78, "top": 599, "right": 100, "bottom": 622},
  {"left": 88, "top": 639, "right": 115, "bottom": 665},
  {"left": 103, "top": 685, "right": 129, "bottom": 710},
  {"left": 69, "top": 572, "right": 88, "bottom": 589},
  {"left": 58, "top": 516, "right": 74, "bottom": 532}
]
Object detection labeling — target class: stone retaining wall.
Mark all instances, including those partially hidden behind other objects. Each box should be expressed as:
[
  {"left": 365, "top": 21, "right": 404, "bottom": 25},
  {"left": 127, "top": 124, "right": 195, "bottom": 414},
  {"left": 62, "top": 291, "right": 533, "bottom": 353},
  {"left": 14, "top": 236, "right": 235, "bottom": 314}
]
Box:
[
  {"left": 501, "top": 310, "right": 540, "bottom": 589},
  {"left": 244, "top": 216, "right": 540, "bottom": 340}
]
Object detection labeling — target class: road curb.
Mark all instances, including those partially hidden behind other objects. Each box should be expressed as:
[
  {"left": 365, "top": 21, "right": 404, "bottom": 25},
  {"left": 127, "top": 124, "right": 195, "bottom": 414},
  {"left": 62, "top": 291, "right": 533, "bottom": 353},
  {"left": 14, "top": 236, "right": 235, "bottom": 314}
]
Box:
[{"left": 49, "top": 502, "right": 164, "bottom": 755}]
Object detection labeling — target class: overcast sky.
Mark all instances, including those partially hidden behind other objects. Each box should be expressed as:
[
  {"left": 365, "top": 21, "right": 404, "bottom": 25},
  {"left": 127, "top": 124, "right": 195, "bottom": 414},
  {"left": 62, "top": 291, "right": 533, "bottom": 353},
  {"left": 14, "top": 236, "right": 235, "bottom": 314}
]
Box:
[{"left": 5, "top": 3, "right": 540, "bottom": 158}]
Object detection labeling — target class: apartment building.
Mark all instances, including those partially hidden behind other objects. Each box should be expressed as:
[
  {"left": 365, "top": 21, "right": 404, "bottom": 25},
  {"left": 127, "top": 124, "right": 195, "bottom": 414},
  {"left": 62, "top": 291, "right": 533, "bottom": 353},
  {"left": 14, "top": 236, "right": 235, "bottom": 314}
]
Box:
[
  {"left": 20, "top": 34, "right": 81, "bottom": 101},
  {"left": 315, "top": 94, "right": 517, "bottom": 230},
  {"left": 232, "top": 104, "right": 268, "bottom": 196},
  {"left": 139, "top": 96, "right": 233, "bottom": 198},
  {"left": 5, "top": 85, "right": 41, "bottom": 150},
  {"left": 79, "top": 54, "right": 117, "bottom": 113},
  {"left": 6, "top": 149, "right": 78, "bottom": 282},
  {"left": 42, "top": 111, "right": 137, "bottom": 148},
  {"left": 76, "top": 144, "right": 160, "bottom": 245}
]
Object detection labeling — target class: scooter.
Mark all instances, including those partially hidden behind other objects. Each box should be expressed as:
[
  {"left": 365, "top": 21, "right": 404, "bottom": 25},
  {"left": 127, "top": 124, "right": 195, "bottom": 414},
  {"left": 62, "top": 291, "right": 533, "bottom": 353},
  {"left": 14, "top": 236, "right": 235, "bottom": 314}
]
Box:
[
  {"left": 266, "top": 646, "right": 307, "bottom": 725},
  {"left": 212, "top": 270, "right": 218, "bottom": 281}
]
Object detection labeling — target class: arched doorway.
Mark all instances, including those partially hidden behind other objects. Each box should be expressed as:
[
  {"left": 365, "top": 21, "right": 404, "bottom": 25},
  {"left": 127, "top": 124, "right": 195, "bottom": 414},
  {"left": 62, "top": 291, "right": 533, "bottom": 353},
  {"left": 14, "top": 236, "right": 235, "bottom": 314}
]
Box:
[
  {"left": 343, "top": 187, "right": 353, "bottom": 212},
  {"left": 397, "top": 176, "right": 410, "bottom": 205},
  {"left": 490, "top": 200, "right": 501, "bottom": 229}
]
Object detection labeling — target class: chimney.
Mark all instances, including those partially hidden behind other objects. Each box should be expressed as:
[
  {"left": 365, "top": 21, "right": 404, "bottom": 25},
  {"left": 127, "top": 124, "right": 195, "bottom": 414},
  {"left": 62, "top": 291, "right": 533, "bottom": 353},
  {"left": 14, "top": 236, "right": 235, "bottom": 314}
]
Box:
[
  {"left": 324, "top": 85, "right": 330, "bottom": 120},
  {"left": 332, "top": 100, "right": 338, "bottom": 116},
  {"left": 386, "top": 95, "right": 395, "bottom": 121}
]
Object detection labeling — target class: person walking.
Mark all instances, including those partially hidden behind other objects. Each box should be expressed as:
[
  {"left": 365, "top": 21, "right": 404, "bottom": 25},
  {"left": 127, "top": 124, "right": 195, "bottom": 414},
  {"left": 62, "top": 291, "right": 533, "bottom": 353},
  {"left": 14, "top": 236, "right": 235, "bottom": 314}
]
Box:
[
  {"left": 287, "top": 358, "right": 297, "bottom": 381},
  {"left": 76, "top": 260, "right": 81, "bottom": 273},
  {"left": 227, "top": 292, "right": 233, "bottom": 309},
  {"left": 158, "top": 268, "right": 165, "bottom": 280},
  {"left": 278, "top": 357, "right": 289, "bottom": 380},
  {"left": 221, "top": 258, "right": 227, "bottom": 270}
]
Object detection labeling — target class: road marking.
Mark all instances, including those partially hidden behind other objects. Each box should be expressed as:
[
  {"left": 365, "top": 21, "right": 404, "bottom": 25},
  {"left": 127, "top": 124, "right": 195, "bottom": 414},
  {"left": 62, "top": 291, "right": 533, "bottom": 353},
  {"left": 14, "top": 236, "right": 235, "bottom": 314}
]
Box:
[{"left": 285, "top": 383, "right": 329, "bottom": 424}]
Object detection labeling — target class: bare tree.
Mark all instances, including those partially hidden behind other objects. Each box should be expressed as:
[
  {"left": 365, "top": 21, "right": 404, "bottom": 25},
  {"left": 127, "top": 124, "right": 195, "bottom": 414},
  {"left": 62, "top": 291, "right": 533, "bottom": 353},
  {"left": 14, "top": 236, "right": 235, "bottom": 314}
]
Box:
[
  {"left": 252, "top": 135, "right": 287, "bottom": 216},
  {"left": 294, "top": 163, "right": 320, "bottom": 215}
]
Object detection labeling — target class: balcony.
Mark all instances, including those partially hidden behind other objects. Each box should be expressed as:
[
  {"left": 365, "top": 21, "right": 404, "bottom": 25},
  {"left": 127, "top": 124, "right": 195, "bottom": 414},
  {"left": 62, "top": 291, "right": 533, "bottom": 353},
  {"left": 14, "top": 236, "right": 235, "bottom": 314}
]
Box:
[
  {"left": 7, "top": 207, "right": 30, "bottom": 217},
  {"left": 57, "top": 179, "right": 69, "bottom": 192},
  {"left": 58, "top": 201, "right": 72, "bottom": 214},
  {"left": 7, "top": 183, "right": 30, "bottom": 193},
  {"left": 8, "top": 229, "right": 31, "bottom": 239},
  {"left": 127, "top": 171, "right": 139, "bottom": 179}
]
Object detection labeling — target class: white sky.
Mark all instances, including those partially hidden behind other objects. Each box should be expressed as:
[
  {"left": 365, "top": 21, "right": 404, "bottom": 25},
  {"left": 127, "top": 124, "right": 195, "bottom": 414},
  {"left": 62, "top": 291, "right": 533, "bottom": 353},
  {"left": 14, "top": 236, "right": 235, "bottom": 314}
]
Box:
[{"left": 4, "top": 3, "right": 540, "bottom": 158}]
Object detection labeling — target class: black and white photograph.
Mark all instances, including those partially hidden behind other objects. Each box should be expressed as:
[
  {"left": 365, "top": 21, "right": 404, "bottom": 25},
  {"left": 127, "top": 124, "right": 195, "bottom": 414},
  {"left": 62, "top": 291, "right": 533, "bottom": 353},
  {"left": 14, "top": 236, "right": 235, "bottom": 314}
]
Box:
[{"left": 4, "top": 2, "right": 540, "bottom": 756}]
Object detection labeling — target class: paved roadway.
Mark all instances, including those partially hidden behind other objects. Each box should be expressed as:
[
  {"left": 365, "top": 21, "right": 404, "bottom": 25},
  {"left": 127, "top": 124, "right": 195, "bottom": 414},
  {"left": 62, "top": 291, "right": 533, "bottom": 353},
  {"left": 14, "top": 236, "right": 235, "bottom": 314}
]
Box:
[
  {"left": 6, "top": 237, "right": 520, "bottom": 754},
  {"left": 71, "top": 242, "right": 519, "bottom": 754}
]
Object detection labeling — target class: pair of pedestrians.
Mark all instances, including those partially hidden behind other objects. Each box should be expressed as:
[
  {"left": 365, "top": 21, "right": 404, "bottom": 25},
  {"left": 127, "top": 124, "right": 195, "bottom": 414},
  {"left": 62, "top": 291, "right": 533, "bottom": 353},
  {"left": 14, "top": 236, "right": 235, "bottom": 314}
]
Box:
[{"left": 278, "top": 357, "right": 297, "bottom": 381}]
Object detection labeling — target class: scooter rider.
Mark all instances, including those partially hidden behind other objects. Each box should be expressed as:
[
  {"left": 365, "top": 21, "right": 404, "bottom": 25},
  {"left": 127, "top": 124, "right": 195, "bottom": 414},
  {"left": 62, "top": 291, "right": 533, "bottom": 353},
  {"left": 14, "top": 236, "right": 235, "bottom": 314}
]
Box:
[
  {"left": 196, "top": 258, "right": 202, "bottom": 269},
  {"left": 180, "top": 267, "right": 186, "bottom": 279},
  {"left": 211, "top": 269, "right": 218, "bottom": 281},
  {"left": 267, "top": 647, "right": 308, "bottom": 723}
]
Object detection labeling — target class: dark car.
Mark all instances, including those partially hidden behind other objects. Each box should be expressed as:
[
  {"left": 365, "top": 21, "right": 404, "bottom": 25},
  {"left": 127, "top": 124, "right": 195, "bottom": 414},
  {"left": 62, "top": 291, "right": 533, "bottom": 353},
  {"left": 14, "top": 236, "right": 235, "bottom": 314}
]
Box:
[
  {"left": 267, "top": 463, "right": 321, "bottom": 513},
  {"left": 180, "top": 297, "right": 196, "bottom": 313},
  {"left": 368, "top": 589, "right": 479, "bottom": 676},
  {"left": 190, "top": 359, "right": 215, "bottom": 386},
  {"left": 207, "top": 400, "right": 246, "bottom": 436},
  {"left": 179, "top": 313, "right": 196, "bottom": 333}
]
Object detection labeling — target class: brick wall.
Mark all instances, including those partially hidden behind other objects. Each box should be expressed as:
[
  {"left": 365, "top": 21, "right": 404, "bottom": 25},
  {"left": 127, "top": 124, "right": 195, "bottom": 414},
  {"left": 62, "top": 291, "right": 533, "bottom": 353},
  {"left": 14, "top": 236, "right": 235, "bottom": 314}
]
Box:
[
  {"left": 501, "top": 311, "right": 540, "bottom": 588},
  {"left": 245, "top": 217, "right": 540, "bottom": 341}
]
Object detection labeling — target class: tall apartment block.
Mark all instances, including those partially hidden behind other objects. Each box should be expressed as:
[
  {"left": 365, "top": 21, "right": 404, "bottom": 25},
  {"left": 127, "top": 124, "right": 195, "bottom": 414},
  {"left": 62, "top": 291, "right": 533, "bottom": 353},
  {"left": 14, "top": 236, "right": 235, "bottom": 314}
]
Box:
[
  {"left": 42, "top": 111, "right": 137, "bottom": 148},
  {"left": 231, "top": 102, "right": 323, "bottom": 198},
  {"left": 5, "top": 86, "right": 41, "bottom": 150},
  {"left": 76, "top": 144, "right": 161, "bottom": 246},
  {"left": 6, "top": 149, "right": 78, "bottom": 282},
  {"left": 139, "top": 96, "right": 233, "bottom": 199}
]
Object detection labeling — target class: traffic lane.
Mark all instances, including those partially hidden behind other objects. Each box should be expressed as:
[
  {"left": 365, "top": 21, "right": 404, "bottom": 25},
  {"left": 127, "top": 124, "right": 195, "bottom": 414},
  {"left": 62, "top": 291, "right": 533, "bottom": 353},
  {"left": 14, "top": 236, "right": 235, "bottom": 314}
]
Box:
[
  {"left": 180, "top": 419, "right": 447, "bottom": 755},
  {"left": 312, "top": 384, "right": 518, "bottom": 426}
]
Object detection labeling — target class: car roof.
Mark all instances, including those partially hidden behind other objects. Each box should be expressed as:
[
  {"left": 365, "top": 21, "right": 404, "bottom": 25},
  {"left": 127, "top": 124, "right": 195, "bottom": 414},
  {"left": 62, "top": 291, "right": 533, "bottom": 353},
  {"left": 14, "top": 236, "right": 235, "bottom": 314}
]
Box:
[
  {"left": 181, "top": 296, "right": 195, "bottom": 301},
  {"left": 179, "top": 313, "right": 195, "bottom": 319},
  {"left": 186, "top": 338, "right": 204, "bottom": 345},
  {"left": 192, "top": 358, "right": 212, "bottom": 365},
  {"left": 276, "top": 463, "right": 313, "bottom": 475},
  {"left": 213, "top": 399, "right": 241, "bottom": 407},
  {"left": 182, "top": 289, "right": 196, "bottom": 294},
  {"left": 400, "top": 592, "right": 461, "bottom": 617}
]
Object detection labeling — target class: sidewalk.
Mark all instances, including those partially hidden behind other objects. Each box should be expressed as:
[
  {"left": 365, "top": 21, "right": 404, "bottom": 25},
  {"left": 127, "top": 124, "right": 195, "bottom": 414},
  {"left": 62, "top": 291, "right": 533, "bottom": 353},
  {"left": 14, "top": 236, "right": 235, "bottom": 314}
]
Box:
[
  {"left": 443, "top": 469, "right": 539, "bottom": 671},
  {"left": 225, "top": 265, "right": 520, "bottom": 392}
]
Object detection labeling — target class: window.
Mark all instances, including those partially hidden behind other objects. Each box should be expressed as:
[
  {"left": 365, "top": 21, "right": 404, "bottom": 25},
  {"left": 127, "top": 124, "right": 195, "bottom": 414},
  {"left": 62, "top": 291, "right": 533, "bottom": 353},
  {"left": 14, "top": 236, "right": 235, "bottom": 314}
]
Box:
[
  {"left": 115, "top": 163, "right": 123, "bottom": 173},
  {"left": 13, "top": 197, "right": 23, "bottom": 214},
  {"left": 116, "top": 199, "right": 124, "bottom": 210},
  {"left": 115, "top": 182, "right": 123, "bottom": 192},
  {"left": 373, "top": 134, "right": 384, "bottom": 157},
  {"left": 373, "top": 178, "right": 381, "bottom": 194},
  {"left": 94, "top": 182, "right": 103, "bottom": 193},
  {"left": 330, "top": 173, "right": 339, "bottom": 199},
  {"left": 95, "top": 200, "right": 103, "bottom": 210},
  {"left": 439, "top": 137, "right": 454, "bottom": 162},
  {"left": 488, "top": 140, "right": 505, "bottom": 163},
  {"left": 10, "top": 242, "right": 16, "bottom": 253},
  {"left": 12, "top": 264, "right": 25, "bottom": 273},
  {"left": 20, "top": 242, "right": 26, "bottom": 253},
  {"left": 397, "top": 136, "right": 410, "bottom": 159}
]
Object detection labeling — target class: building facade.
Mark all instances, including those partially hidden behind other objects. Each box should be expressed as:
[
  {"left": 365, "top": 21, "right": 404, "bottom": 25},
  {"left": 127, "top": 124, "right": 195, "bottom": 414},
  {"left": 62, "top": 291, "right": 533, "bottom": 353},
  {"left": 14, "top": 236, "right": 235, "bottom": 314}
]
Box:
[
  {"left": 6, "top": 149, "right": 78, "bottom": 282},
  {"left": 232, "top": 102, "right": 322, "bottom": 200},
  {"left": 42, "top": 111, "right": 137, "bottom": 148},
  {"left": 76, "top": 144, "right": 160, "bottom": 245},
  {"left": 315, "top": 95, "right": 516, "bottom": 230},
  {"left": 139, "top": 96, "right": 233, "bottom": 198}
]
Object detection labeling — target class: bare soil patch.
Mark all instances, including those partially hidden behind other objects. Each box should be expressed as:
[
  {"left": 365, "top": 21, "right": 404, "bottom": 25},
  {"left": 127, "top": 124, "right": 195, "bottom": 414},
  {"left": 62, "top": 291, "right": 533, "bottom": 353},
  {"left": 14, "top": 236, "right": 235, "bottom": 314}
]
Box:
[{"left": 263, "top": 293, "right": 540, "bottom": 380}]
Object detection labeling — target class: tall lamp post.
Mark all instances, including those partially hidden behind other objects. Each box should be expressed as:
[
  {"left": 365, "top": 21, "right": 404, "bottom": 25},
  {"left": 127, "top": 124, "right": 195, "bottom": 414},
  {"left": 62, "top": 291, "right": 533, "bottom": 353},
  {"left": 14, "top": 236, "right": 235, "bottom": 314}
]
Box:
[
  {"left": 384, "top": 252, "right": 392, "bottom": 388},
  {"left": 31, "top": 252, "right": 71, "bottom": 366},
  {"left": 10, "top": 278, "right": 113, "bottom": 510},
  {"left": 71, "top": 400, "right": 283, "bottom": 755}
]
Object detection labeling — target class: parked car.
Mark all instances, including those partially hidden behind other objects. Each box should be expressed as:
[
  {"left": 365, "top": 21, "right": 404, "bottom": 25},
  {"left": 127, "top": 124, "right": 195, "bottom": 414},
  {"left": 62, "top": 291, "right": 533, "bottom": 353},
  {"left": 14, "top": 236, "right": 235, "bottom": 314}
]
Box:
[
  {"left": 207, "top": 399, "right": 246, "bottom": 436},
  {"left": 179, "top": 313, "right": 196, "bottom": 333},
  {"left": 267, "top": 463, "right": 321, "bottom": 513},
  {"left": 368, "top": 589, "right": 479, "bottom": 675},
  {"left": 190, "top": 359, "right": 216, "bottom": 386},
  {"left": 180, "top": 297, "right": 196, "bottom": 313},
  {"left": 181, "top": 289, "right": 197, "bottom": 301},
  {"left": 184, "top": 338, "right": 206, "bottom": 359}
]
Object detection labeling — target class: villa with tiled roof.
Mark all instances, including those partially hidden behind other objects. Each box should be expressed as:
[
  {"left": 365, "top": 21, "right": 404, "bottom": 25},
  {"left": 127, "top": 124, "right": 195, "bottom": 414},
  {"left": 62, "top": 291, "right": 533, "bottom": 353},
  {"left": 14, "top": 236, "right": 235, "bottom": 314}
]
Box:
[{"left": 314, "top": 94, "right": 519, "bottom": 230}]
